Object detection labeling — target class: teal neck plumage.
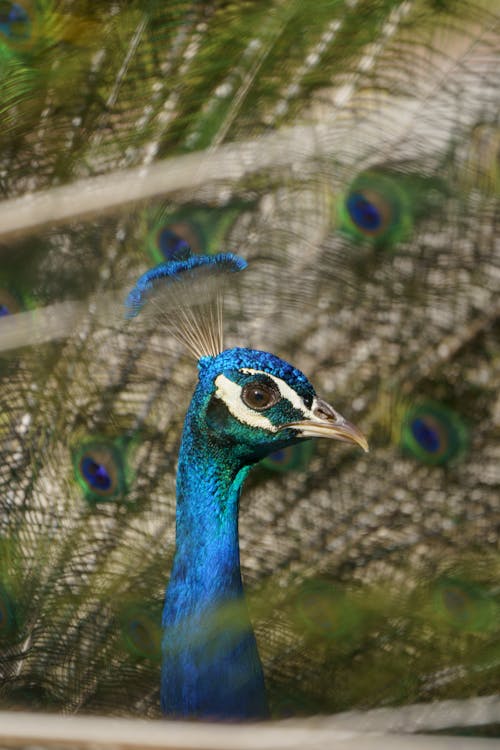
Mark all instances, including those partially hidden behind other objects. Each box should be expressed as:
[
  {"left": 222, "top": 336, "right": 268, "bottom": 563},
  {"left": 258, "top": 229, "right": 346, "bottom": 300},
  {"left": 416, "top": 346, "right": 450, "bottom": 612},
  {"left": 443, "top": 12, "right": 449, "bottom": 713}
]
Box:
[{"left": 161, "top": 365, "right": 269, "bottom": 720}]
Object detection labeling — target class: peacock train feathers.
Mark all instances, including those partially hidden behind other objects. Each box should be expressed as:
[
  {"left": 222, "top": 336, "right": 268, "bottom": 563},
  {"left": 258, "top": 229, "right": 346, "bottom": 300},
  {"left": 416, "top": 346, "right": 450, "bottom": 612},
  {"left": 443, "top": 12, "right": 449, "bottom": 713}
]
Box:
[{"left": 0, "top": 0, "right": 498, "bottom": 726}]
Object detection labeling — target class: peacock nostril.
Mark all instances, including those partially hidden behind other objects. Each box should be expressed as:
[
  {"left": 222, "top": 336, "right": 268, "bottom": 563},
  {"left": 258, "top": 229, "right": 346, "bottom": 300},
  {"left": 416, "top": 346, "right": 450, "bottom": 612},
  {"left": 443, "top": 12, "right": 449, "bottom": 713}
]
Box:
[
  {"left": 318, "top": 411, "right": 332, "bottom": 421},
  {"left": 313, "top": 399, "right": 340, "bottom": 423}
]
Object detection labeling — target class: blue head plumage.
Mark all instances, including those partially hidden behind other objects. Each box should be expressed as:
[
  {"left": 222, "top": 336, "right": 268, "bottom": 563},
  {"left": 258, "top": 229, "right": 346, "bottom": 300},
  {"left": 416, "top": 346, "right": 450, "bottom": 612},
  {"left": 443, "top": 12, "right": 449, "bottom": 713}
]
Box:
[{"left": 125, "top": 251, "right": 367, "bottom": 720}]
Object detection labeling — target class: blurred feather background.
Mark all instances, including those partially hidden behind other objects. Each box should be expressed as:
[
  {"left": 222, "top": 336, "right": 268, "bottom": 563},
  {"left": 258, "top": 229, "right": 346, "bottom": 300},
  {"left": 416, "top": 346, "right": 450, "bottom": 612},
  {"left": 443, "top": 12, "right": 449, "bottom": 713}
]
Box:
[{"left": 0, "top": 0, "right": 498, "bottom": 725}]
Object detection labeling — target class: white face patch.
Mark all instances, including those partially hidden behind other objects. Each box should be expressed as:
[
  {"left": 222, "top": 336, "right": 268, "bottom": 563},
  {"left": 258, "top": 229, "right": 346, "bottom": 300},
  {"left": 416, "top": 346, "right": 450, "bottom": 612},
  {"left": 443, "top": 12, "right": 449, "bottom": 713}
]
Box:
[{"left": 214, "top": 369, "right": 315, "bottom": 431}]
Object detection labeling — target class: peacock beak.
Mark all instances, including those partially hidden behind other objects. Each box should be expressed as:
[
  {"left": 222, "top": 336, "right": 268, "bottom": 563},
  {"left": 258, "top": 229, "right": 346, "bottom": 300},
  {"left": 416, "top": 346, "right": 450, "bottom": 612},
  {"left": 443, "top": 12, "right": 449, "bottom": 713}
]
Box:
[{"left": 283, "top": 398, "right": 369, "bottom": 452}]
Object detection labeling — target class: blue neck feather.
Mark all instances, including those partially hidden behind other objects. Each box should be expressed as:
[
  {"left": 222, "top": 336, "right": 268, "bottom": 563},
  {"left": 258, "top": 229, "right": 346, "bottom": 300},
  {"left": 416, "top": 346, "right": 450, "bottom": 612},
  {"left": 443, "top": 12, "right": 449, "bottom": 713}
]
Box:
[{"left": 161, "top": 367, "right": 269, "bottom": 720}]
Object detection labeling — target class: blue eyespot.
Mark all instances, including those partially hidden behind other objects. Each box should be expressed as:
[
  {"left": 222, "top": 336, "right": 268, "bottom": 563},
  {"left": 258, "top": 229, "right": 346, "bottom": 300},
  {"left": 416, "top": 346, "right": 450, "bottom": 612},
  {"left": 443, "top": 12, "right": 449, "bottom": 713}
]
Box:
[
  {"left": 0, "top": 288, "right": 23, "bottom": 317},
  {"left": 262, "top": 442, "right": 313, "bottom": 473},
  {"left": 0, "top": 2, "right": 31, "bottom": 41},
  {"left": 73, "top": 438, "right": 130, "bottom": 503},
  {"left": 156, "top": 227, "right": 191, "bottom": 262},
  {"left": 269, "top": 448, "right": 285, "bottom": 463},
  {"left": 147, "top": 212, "right": 205, "bottom": 265},
  {"left": 346, "top": 192, "right": 382, "bottom": 231},
  {"left": 146, "top": 203, "right": 249, "bottom": 265},
  {"left": 81, "top": 456, "right": 112, "bottom": 491},
  {"left": 120, "top": 606, "right": 161, "bottom": 661},
  {"left": 433, "top": 578, "right": 496, "bottom": 633},
  {"left": 410, "top": 417, "right": 440, "bottom": 453},
  {"left": 294, "top": 580, "right": 362, "bottom": 640},
  {"left": 401, "top": 401, "right": 468, "bottom": 465},
  {"left": 338, "top": 171, "right": 412, "bottom": 248}
]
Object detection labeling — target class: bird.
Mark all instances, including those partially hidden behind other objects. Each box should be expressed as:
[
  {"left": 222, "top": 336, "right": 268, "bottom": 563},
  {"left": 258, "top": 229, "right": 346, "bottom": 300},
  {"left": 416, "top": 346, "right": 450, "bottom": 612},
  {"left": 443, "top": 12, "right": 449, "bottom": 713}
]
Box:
[
  {"left": 0, "top": 0, "right": 499, "bottom": 730},
  {"left": 125, "top": 252, "right": 367, "bottom": 719}
]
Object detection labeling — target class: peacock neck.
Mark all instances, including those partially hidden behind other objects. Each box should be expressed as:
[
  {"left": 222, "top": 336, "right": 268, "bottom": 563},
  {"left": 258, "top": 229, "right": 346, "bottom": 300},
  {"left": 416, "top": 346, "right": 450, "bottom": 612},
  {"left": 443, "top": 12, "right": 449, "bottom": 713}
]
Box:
[
  {"left": 161, "top": 392, "right": 269, "bottom": 720},
  {"left": 172, "top": 430, "right": 250, "bottom": 607}
]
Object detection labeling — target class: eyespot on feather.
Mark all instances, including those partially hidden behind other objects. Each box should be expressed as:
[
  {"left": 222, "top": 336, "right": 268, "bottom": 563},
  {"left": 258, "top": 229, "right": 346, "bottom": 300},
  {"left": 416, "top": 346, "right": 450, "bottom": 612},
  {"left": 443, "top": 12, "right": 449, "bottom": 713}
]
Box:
[
  {"left": 146, "top": 204, "right": 250, "bottom": 264},
  {"left": 0, "top": 286, "right": 27, "bottom": 317},
  {"left": 155, "top": 224, "right": 193, "bottom": 262},
  {"left": 400, "top": 401, "right": 468, "bottom": 466},
  {"left": 293, "top": 580, "right": 362, "bottom": 640},
  {"left": 72, "top": 437, "right": 131, "bottom": 504},
  {"left": 0, "top": 2, "right": 31, "bottom": 42},
  {"left": 432, "top": 577, "right": 497, "bottom": 633},
  {"left": 119, "top": 604, "right": 162, "bottom": 662},
  {"left": 338, "top": 171, "right": 413, "bottom": 248},
  {"left": 262, "top": 442, "right": 314, "bottom": 473}
]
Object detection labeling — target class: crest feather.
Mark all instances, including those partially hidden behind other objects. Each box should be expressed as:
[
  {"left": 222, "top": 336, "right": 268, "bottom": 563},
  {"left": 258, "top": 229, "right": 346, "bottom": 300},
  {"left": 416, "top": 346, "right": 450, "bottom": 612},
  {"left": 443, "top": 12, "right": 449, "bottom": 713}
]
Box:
[{"left": 125, "top": 253, "right": 246, "bottom": 359}]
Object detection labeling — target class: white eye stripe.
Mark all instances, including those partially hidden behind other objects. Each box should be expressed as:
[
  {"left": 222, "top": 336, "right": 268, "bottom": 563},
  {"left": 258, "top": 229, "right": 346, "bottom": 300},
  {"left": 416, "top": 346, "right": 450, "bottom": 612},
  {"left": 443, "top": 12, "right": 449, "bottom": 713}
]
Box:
[
  {"left": 240, "top": 369, "right": 314, "bottom": 418},
  {"left": 214, "top": 375, "right": 276, "bottom": 431}
]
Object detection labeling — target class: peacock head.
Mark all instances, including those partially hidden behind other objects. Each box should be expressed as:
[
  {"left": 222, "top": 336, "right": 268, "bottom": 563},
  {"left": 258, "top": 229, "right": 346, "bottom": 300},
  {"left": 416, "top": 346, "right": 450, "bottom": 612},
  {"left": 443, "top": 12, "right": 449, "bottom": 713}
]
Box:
[
  {"left": 126, "top": 252, "right": 368, "bottom": 464},
  {"left": 191, "top": 347, "right": 368, "bottom": 464}
]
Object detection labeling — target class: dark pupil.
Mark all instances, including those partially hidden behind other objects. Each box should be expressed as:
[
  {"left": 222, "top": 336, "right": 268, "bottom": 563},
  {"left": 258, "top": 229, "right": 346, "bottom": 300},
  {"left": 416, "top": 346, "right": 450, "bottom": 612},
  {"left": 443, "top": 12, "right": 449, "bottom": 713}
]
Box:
[
  {"left": 242, "top": 381, "right": 278, "bottom": 411},
  {"left": 249, "top": 387, "right": 268, "bottom": 406}
]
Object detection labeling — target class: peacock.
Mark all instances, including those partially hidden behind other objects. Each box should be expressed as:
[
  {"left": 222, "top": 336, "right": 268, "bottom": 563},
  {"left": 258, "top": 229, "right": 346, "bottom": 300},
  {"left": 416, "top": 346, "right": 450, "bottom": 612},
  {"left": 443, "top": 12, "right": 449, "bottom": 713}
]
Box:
[
  {"left": 0, "top": 0, "right": 499, "bottom": 733},
  {"left": 125, "top": 252, "right": 367, "bottom": 719}
]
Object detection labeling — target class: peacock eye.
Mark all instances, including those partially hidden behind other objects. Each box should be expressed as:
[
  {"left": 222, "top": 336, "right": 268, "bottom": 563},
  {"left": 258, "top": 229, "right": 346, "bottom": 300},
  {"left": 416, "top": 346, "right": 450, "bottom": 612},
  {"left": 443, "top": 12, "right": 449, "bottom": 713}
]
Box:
[{"left": 241, "top": 381, "right": 280, "bottom": 411}]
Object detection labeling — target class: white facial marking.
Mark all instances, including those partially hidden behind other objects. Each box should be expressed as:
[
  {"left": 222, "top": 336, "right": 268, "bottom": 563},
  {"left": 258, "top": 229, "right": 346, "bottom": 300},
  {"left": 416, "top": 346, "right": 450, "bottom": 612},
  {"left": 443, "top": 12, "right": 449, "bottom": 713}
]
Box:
[{"left": 213, "top": 370, "right": 334, "bottom": 433}]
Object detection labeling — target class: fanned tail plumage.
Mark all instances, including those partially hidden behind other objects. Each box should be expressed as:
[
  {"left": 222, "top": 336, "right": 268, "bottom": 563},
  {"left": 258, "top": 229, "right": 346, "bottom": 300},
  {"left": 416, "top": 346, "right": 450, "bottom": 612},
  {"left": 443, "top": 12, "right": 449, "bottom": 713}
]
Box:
[{"left": 0, "top": 0, "right": 498, "bottom": 722}]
